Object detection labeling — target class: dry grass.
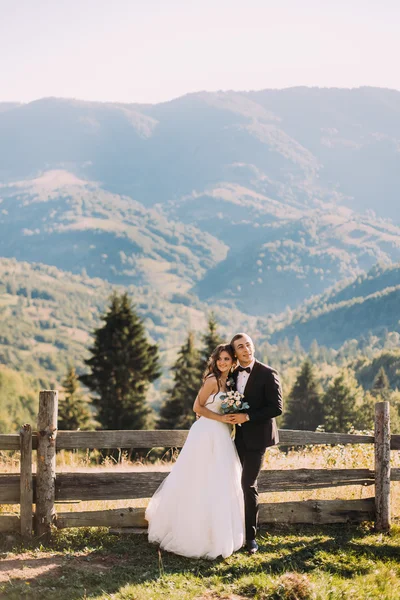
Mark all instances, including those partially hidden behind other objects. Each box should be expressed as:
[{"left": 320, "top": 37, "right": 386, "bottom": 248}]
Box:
[{"left": 1, "top": 443, "right": 399, "bottom": 518}]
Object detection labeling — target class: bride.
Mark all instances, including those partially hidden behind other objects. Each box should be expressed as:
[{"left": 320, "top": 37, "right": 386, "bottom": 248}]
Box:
[{"left": 145, "top": 343, "right": 245, "bottom": 559}]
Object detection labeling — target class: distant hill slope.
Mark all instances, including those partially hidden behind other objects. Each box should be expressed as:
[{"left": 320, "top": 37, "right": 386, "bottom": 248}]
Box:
[
  {"left": 354, "top": 350, "right": 400, "bottom": 391},
  {"left": 270, "top": 263, "right": 400, "bottom": 348},
  {"left": 1, "top": 88, "right": 400, "bottom": 220},
  {"left": 0, "top": 171, "right": 227, "bottom": 293},
  {"left": 1, "top": 169, "right": 400, "bottom": 315},
  {"left": 0, "top": 258, "right": 262, "bottom": 384},
  {"left": 1, "top": 88, "right": 400, "bottom": 316}
]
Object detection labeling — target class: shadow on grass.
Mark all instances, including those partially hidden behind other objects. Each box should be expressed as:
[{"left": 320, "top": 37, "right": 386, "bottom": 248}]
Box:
[{"left": 0, "top": 524, "right": 398, "bottom": 599}]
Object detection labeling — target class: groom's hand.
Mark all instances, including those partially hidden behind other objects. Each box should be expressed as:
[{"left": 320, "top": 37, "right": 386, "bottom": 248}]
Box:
[{"left": 230, "top": 413, "right": 249, "bottom": 424}]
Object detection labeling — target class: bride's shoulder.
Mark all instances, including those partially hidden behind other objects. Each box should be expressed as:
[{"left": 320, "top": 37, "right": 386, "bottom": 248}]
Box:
[{"left": 202, "top": 374, "right": 218, "bottom": 391}]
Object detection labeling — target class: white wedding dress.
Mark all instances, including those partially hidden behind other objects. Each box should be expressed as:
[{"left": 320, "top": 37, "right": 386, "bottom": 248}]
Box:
[{"left": 145, "top": 391, "right": 245, "bottom": 559}]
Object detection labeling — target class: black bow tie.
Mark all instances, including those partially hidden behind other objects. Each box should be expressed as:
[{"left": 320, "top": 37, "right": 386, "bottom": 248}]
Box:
[{"left": 238, "top": 366, "right": 251, "bottom": 373}]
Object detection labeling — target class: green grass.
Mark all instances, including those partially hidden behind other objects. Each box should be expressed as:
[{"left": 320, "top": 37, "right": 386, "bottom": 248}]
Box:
[{"left": 1, "top": 524, "right": 400, "bottom": 600}]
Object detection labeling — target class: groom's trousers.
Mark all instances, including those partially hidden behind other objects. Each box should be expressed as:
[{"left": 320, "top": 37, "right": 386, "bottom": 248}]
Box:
[{"left": 235, "top": 434, "right": 265, "bottom": 541}]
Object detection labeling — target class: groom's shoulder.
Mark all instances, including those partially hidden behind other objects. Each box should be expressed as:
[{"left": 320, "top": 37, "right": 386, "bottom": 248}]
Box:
[{"left": 255, "top": 360, "right": 280, "bottom": 377}]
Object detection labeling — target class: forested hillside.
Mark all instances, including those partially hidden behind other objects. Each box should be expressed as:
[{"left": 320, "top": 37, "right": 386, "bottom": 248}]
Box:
[
  {"left": 0, "top": 257, "right": 261, "bottom": 385},
  {"left": 270, "top": 263, "right": 400, "bottom": 348}
]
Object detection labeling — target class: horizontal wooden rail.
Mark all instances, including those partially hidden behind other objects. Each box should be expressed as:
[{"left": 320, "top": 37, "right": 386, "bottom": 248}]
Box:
[
  {"left": 56, "top": 430, "right": 190, "bottom": 450},
  {"left": 278, "top": 430, "right": 375, "bottom": 446},
  {"left": 0, "top": 475, "right": 32, "bottom": 504},
  {"left": 0, "top": 514, "right": 20, "bottom": 532},
  {"left": 4, "top": 430, "right": 399, "bottom": 451},
  {"left": 2, "top": 468, "right": 399, "bottom": 504},
  {"left": 56, "top": 497, "right": 375, "bottom": 528},
  {"left": 1, "top": 468, "right": 397, "bottom": 504},
  {"left": 391, "top": 435, "right": 400, "bottom": 450},
  {"left": 261, "top": 498, "right": 375, "bottom": 524},
  {"left": 56, "top": 430, "right": 378, "bottom": 448},
  {"left": 56, "top": 507, "right": 146, "bottom": 529},
  {"left": 0, "top": 434, "right": 23, "bottom": 450},
  {"left": 258, "top": 468, "right": 376, "bottom": 491},
  {"left": 392, "top": 468, "right": 400, "bottom": 481},
  {"left": 55, "top": 468, "right": 376, "bottom": 501}
]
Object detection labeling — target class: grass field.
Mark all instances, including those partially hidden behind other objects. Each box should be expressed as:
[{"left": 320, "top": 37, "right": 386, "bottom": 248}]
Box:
[
  {"left": 1, "top": 444, "right": 400, "bottom": 599},
  {"left": 1, "top": 523, "right": 400, "bottom": 599}
]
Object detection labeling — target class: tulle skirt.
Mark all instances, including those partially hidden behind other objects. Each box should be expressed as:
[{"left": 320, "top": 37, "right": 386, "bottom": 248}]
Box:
[{"left": 145, "top": 416, "right": 245, "bottom": 559}]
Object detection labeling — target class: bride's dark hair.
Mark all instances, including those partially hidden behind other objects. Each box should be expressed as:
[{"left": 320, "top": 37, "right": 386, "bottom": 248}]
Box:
[{"left": 203, "top": 343, "right": 236, "bottom": 395}]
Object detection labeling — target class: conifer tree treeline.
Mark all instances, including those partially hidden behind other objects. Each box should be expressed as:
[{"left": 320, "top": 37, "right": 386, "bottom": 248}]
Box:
[
  {"left": 322, "top": 371, "right": 363, "bottom": 432},
  {"left": 80, "top": 292, "right": 160, "bottom": 430},
  {"left": 199, "top": 312, "right": 223, "bottom": 377},
  {"left": 81, "top": 303, "right": 226, "bottom": 433},
  {"left": 157, "top": 332, "right": 202, "bottom": 430},
  {"left": 283, "top": 359, "right": 323, "bottom": 431},
  {"left": 285, "top": 359, "right": 400, "bottom": 433},
  {"left": 58, "top": 366, "right": 93, "bottom": 431},
  {"left": 157, "top": 314, "right": 224, "bottom": 430}
]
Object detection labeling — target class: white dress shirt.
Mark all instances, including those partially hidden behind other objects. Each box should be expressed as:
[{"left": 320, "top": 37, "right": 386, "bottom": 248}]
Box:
[{"left": 236, "top": 358, "right": 255, "bottom": 395}]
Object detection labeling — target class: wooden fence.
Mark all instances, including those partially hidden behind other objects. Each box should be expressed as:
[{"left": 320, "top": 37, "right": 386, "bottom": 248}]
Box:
[{"left": 1, "top": 391, "right": 399, "bottom": 540}]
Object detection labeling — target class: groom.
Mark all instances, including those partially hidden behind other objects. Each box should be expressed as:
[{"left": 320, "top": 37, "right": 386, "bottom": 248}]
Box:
[{"left": 230, "top": 333, "right": 283, "bottom": 554}]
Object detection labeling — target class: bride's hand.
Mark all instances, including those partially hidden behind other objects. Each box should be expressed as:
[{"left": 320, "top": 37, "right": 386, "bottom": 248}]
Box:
[{"left": 220, "top": 414, "right": 235, "bottom": 423}]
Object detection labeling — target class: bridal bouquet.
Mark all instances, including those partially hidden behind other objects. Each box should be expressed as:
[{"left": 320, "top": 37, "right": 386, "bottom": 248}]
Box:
[{"left": 220, "top": 390, "right": 250, "bottom": 439}]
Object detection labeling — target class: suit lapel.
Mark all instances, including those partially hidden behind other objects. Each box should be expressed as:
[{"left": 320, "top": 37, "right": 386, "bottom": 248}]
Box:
[{"left": 243, "top": 360, "right": 260, "bottom": 396}]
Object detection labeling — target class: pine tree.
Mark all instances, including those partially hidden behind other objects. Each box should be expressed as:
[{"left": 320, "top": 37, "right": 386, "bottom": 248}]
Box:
[
  {"left": 292, "top": 336, "right": 304, "bottom": 356},
  {"left": 371, "top": 366, "right": 391, "bottom": 399},
  {"left": 309, "top": 339, "right": 320, "bottom": 361},
  {"left": 80, "top": 292, "right": 160, "bottom": 430},
  {"left": 158, "top": 332, "right": 203, "bottom": 430},
  {"left": 354, "top": 391, "right": 375, "bottom": 430},
  {"left": 58, "top": 366, "right": 93, "bottom": 431},
  {"left": 200, "top": 313, "right": 223, "bottom": 377},
  {"left": 283, "top": 359, "right": 324, "bottom": 431},
  {"left": 322, "top": 371, "right": 362, "bottom": 433}
]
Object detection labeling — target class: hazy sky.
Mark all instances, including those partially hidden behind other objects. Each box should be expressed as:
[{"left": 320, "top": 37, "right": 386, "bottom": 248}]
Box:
[{"left": 1, "top": 0, "right": 399, "bottom": 104}]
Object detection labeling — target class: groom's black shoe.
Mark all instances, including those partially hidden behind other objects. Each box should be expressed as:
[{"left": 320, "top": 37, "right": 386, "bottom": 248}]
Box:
[{"left": 246, "top": 539, "right": 258, "bottom": 554}]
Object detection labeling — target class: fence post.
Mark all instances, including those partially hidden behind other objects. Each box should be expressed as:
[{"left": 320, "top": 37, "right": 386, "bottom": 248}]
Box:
[
  {"left": 36, "top": 390, "right": 58, "bottom": 540},
  {"left": 374, "top": 401, "right": 391, "bottom": 532},
  {"left": 20, "top": 423, "right": 33, "bottom": 539}
]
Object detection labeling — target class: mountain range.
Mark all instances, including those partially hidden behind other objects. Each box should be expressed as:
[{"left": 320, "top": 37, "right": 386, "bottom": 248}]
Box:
[{"left": 1, "top": 87, "right": 400, "bottom": 345}]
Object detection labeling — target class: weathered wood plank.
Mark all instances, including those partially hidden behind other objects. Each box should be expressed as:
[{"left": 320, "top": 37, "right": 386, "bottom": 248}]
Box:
[
  {"left": 391, "top": 435, "right": 400, "bottom": 450},
  {"left": 391, "top": 468, "right": 400, "bottom": 481},
  {"left": 1, "top": 468, "right": 394, "bottom": 504},
  {"left": 56, "top": 507, "right": 146, "bottom": 529},
  {"left": 258, "top": 498, "right": 375, "bottom": 524},
  {"left": 56, "top": 430, "right": 189, "bottom": 449},
  {"left": 0, "top": 514, "right": 20, "bottom": 533},
  {"left": 0, "top": 475, "right": 22, "bottom": 503},
  {"left": 55, "top": 429, "right": 375, "bottom": 449},
  {"left": 55, "top": 471, "right": 167, "bottom": 500},
  {"left": 55, "top": 468, "right": 376, "bottom": 501},
  {"left": 36, "top": 390, "right": 58, "bottom": 540},
  {"left": 20, "top": 424, "right": 33, "bottom": 539},
  {"left": 0, "top": 435, "right": 21, "bottom": 450},
  {"left": 375, "top": 401, "right": 391, "bottom": 532},
  {"left": 258, "top": 468, "right": 375, "bottom": 491},
  {"left": 0, "top": 429, "right": 381, "bottom": 451},
  {"left": 56, "top": 498, "right": 375, "bottom": 529},
  {"left": 278, "top": 430, "right": 374, "bottom": 446}
]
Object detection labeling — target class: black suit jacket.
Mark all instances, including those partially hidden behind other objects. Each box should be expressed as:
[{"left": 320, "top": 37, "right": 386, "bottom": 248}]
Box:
[{"left": 233, "top": 360, "right": 283, "bottom": 451}]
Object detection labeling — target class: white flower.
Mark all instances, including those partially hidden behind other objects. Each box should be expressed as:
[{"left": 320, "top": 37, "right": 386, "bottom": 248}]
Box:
[{"left": 235, "top": 400, "right": 241, "bottom": 407}]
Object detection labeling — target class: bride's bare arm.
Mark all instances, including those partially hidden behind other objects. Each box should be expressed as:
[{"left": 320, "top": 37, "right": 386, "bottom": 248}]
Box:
[{"left": 193, "top": 377, "right": 235, "bottom": 423}]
